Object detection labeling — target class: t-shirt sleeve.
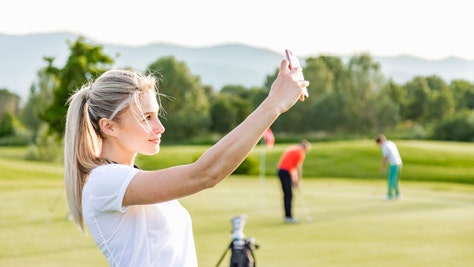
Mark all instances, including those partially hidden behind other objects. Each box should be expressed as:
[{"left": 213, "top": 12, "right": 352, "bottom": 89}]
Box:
[
  {"left": 382, "top": 145, "right": 389, "bottom": 157},
  {"left": 86, "top": 164, "right": 141, "bottom": 212}
]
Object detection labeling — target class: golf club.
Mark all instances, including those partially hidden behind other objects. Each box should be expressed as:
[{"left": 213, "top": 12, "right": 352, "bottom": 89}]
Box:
[
  {"left": 296, "top": 186, "right": 313, "bottom": 223},
  {"left": 372, "top": 172, "right": 385, "bottom": 200}
]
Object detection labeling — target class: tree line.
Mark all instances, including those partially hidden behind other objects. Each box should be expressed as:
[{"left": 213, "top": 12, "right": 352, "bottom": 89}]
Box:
[{"left": 1, "top": 37, "right": 473, "bottom": 161}]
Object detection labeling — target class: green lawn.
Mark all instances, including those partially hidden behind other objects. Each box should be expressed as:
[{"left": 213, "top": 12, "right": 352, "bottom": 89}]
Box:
[
  {"left": 1, "top": 141, "right": 473, "bottom": 266},
  {"left": 137, "top": 140, "right": 474, "bottom": 184}
]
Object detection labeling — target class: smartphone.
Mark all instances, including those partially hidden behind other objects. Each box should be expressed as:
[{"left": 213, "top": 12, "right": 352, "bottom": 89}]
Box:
[{"left": 285, "top": 49, "right": 309, "bottom": 99}]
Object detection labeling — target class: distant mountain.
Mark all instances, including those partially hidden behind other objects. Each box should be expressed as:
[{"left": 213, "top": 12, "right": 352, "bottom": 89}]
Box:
[
  {"left": 1, "top": 32, "right": 473, "bottom": 101},
  {"left": 376, "top": 55, "right": 474, "bottom": 84}
]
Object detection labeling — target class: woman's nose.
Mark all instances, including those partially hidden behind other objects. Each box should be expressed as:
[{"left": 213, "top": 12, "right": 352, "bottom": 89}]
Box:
[{"left": 152, "top": 118, "right": 165, "bottom": 134}]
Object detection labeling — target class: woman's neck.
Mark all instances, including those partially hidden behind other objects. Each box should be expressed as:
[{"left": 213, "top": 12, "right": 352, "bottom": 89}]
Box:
[{"left": 100, "top": 140, "right": 136, "bottom": 166}]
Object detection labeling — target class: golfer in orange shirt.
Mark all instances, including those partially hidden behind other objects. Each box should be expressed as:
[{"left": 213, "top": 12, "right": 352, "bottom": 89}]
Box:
[{"left": 277, "top": 140, "right": 311, "bottom": 223}]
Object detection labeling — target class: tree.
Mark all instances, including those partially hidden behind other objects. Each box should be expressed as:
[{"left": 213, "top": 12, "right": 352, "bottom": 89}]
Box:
[
  {"left": 425, "top": 75, "right": 447, "bottom": 92},
  {"left": 450, "top": 79, "right": 474, "bottom": 111},
  {"left": 247, "top": 86, "right": 268, "bottom": 110},
  {"left": 0, "top": 89, "right": 21, "bottom": 118},
  {"left": 312, "top": 91, "right": 349, "bottom": 133},
  {"left": 303, "top": 57, "right": 335, "bottom": 99},
  {"left": 263, "top": 66, "right": 314, "bottom": 133},
  {"left": 209, "top": 85, "right": 264, "bottom": 134},
  {"left": 306, "top": 56, "right": 349, "bottom": 133},
  {"left": 372, "top": 93, "right": 400, "bottom": 133},
  {"left": 466, "top": 88, "right": 474, "bottom": 110},
  {"left": 221, "top": 85, "right": 256, "bottom": 120},
  {"left": 382, "top": 79, "right": 406, "bottom": 108},
  {"left": 343, "top": 53, "right": 386, "bottom": 133},
  {"left": 402, "top": 76, "right": 430, "bottom": 122},
  {"left": 147, "top": 56, "right": 210, "bottom": 140},
  {"left": 20, "top": 67, "right": 57, "bottom": 139},
  {"left": 210, "top": 95, "right": 236, "bottom": 133},
  {"left": 42, "top": 37, "right": 114, "bottom": 137},
  {"left": 424, "top": 87, "right": 455, "bottom": 122},
  {"left": 0, "top": 111, "right": 29, "bottom": 145},
  {"left": 318, "top": 55, "right": 352, "bottom": 97},
  {"left": 0, "top": 112, "right": 16, "bottom": 137},
  {"left": 432, "top": 111, "right": 474, "bottom": 141},
  {"left": 0, "top": 89, "right": 29, "bottom": 145}
]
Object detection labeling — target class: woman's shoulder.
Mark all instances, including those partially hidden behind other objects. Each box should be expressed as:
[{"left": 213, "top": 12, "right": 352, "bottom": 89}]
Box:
[
  {"left": 88, "top": 164, "right": 141, "bottom": 184},
  {"left": 92, "top": 163, "right": 134, "bottom": 172}
]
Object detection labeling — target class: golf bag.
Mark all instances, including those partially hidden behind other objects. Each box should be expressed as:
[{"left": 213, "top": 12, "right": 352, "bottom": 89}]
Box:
[{"left": 215, "top": 215, "right": 259, "bottom": 267}]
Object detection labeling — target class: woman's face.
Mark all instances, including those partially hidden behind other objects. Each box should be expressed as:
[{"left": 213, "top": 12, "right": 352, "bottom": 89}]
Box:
[{"left": 114, "top": 90, "right": 165, "bottom": 156}]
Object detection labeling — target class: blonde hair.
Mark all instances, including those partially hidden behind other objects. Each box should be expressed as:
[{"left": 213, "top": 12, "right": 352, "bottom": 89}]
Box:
[
  {"left": 64, "top": 69, "right": 158, "bottom": 231},
  {"left": 300, "top": 139, "right": 311, "bottom": 151}
]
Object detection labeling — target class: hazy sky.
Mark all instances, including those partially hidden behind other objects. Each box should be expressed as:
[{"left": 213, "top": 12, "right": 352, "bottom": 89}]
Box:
[{"left": 1, "top": 0, "right": 472, "bottom": 60}]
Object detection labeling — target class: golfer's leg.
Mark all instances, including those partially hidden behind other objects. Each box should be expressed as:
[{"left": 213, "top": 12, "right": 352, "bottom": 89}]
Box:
[
  {"left": 283, "top": 179, "right": 293, "bottom": 218},
  {"left": 386, "top": 171, "right": 392, "bottom": 199},
  {"left": 393, "top": 165, "right": 401, "bottom": 197},
  {"left": 278, "top": 170, "right": 293, "bottom": 218},
  {"left": 388, "top": 165, "right": 398, "bottom": 198}
]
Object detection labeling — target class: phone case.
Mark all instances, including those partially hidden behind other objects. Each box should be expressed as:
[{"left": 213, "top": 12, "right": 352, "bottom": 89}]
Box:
[{"left": 285, "top": 49, "right": 309, "bottom": 99}]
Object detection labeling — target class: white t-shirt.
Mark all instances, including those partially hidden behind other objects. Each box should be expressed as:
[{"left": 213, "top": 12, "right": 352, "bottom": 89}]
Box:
[
  {"left": 82, "top": 164, "right": 198, "bottom": 267},
  {"left": 381, "top": 140, "right": 402, "bottom": 166}
]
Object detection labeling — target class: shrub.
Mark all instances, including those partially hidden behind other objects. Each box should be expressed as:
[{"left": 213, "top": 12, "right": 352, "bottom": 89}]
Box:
[
  {"left": 431, "top": 111, "right": 474, "bottom": 141},
  {"left": 24, "top": 124, "right": 62, "bottom": 162},
  {"left": 233, "top": 156, "right": 259, "bottom": 175}
]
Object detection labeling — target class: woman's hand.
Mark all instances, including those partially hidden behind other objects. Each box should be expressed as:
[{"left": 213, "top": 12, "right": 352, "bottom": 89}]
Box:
[{"left": 264, "top": 59, "right": 309, "bottom": 114}]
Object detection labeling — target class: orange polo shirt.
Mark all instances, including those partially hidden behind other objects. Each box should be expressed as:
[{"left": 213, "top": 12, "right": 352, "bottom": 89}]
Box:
[{"left": 278, "top": 145, "right": 305, "bottom": 173}]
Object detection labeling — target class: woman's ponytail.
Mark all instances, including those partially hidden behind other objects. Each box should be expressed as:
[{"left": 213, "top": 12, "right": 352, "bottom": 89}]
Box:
[{"left": 64, "top": 85, "right": 102, "bottom": 231}]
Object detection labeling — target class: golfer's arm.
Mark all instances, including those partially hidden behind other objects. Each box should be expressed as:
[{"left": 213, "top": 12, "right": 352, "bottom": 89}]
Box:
[
  {"left": 381, "top": 157, "right": 388, "bottom": 170},
  {"left": 297, "top": 165, "right": 303, "bottom": 180}
]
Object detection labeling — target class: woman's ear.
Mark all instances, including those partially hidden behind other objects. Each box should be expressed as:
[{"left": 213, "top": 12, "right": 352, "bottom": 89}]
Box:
[{"left": 99, "top": 118, "right": 116, "bottom": 136}]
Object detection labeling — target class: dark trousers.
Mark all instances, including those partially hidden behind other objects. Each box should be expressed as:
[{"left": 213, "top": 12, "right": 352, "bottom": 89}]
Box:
[{"left": 278, "top": 169, "right": 293, "bottom": 218}]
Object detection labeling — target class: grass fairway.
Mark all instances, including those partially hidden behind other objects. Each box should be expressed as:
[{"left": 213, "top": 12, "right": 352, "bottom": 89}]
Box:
[
  {"left": 1, "top": 142, "right": 473, "bottom": 266},
  {"left": 187, "top": 177, "right": 474, "bottom": 267}
]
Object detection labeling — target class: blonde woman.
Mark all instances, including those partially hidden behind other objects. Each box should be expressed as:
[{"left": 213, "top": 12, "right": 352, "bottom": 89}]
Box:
[{"left": 64, "top": 60, "right": 308, "bottom": 266}]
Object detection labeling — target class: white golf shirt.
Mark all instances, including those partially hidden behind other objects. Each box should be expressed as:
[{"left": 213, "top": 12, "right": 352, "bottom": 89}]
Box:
[
  {"left": 381, "top": 140, "right": 402, "bottom": 166},
  {"left": 82, "top": 164, "right": 198, "bottom": 267}
]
